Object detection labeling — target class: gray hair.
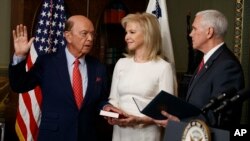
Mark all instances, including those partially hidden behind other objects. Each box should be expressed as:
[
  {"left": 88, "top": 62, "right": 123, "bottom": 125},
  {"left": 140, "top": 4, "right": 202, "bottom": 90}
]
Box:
[{"left": 196, "top": 9, "right": 228, "bottom": 38}]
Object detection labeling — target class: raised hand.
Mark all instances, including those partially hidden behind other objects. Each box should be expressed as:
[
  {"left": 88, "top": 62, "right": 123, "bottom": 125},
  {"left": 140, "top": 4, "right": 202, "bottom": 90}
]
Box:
[{"left": 12, "top": 24, "right": 35, "bottom": 57}]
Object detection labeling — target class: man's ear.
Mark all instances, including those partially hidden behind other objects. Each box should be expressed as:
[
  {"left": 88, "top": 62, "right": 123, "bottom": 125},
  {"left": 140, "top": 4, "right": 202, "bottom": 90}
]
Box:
[
  {"left": 64, "top": 31, "right": 71, "bottom": 43},
  {"left": 207, "top": 27, "right": 214, "bottom": 39}
]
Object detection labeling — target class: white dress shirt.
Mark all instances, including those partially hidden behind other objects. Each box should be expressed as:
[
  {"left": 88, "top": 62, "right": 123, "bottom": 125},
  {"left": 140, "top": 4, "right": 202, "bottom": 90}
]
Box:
[
  {"left": 203, "top": 42, "right": 224, "bottom": 63},
  {"left": 65, "top": 47, "right": 88, "bottom": 96}
]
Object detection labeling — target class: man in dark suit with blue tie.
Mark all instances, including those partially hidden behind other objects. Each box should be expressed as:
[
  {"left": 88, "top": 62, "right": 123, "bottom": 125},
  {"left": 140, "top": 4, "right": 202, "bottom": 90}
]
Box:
[
  {"left": 154, "top": 10, "right": 245, "bottom": 130},
  {"left": 9, "top": 15, "right": 109, "bottom": 141}
]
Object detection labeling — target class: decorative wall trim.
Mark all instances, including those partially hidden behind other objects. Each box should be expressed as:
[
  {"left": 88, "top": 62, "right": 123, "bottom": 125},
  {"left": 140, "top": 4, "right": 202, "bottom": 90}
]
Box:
[
  {"left": 235, "top": 0, "right": 250, "bottom": 125},
  {"left": 233, "top": 0, "right": 244, "bottom": 60}
]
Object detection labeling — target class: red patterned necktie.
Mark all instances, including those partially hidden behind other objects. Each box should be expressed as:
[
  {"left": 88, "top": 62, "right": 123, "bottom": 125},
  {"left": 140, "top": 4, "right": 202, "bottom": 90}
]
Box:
[
  {"left": 72, "top": 59, "right": 83, "bottom": 109},
  {"left": 197, "top": 58, "right": 204, "bottom": 74}
]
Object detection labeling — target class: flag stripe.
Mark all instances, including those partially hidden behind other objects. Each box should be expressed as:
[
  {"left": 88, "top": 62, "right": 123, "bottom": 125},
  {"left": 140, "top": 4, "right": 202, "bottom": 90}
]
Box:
[
  {"left": 16, "top": 51, "right": 40, "bottom": 141},
  {"left": 23, "top": 52, "right": 40, "bottom": 140},
  {"left": 16, "top": 109, "right": 27, "bottom": 141},
  {"left": 23, "top": 92, "right": 39, "bottom": 140},
  {"left": 32, "top": 87, "right": 42, "bottom": 123},
  {"left": 30, "top": 44, "right": 38, "bottom": 65},
  {"left": 17, "top": 95, "right": 31, "bottom": 141},
  {"left": 29, "top": 45, "right": 42, "bottom": 125}
]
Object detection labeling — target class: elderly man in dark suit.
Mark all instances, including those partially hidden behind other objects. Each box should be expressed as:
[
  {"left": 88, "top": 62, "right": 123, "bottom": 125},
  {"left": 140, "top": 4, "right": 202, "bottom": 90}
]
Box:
[
  {"left": 154, "top": 10, "right": 245, "bottom": 130},
  {"left": 9, "top": 15, "right": 109, "bottom": 141}
]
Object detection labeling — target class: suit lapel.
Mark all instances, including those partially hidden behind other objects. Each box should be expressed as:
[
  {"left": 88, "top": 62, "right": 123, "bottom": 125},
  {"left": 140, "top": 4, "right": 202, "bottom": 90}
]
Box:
[
  {"left": 186, "top": 45, "right": 226, "bottom": 101},
  {"left": 82, "top": 56, "right": 95, "bottom": 106},
  {"left": 53, "top": 50, "right": 76, "bottom": 106}
]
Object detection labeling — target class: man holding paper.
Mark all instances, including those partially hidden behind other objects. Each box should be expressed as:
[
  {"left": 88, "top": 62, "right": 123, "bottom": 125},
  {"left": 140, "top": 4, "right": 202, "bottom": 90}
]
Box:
[{"left": 154, "top": 10, "right": 245, "bottom": 129}]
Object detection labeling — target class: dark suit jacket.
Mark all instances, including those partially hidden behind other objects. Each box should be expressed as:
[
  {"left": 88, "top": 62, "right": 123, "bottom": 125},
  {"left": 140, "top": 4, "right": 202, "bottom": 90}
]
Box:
[
  {"left": 9, "top": 49, "right": 109, "bottom": 141},
  {"left": 186, "top": 44, "right": 245, "bottom": 129}
]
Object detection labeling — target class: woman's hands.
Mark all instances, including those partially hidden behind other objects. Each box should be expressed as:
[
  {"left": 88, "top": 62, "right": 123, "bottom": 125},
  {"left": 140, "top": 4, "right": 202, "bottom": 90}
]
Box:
[
  {"left": 103, "top": 104, "right": 154, "bottom": 127},
  {"left": 102, "top": 104, "right": 128, "bottom": 125},
  {"left": 12, "top": 24, "right": 35, "bottom": 57},
  {"left": 109, "top": 115, "right": 153, "bottom": 127},
  {"left": 103, "top": 105, "right": 180, "bottom": 127}
]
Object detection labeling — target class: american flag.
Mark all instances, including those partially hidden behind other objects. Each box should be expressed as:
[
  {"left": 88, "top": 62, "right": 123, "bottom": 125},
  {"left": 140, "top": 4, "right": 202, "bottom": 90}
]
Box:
[
  {"left": 15, "top": 0, "right": 67, "bottom": 140},
  {"left": 146, "top": 0, "right": 178, "bottom": 95}
]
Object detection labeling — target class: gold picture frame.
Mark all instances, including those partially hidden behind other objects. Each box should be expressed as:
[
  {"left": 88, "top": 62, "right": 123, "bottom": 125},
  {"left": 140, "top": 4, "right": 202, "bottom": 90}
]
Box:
[{"left": 233, "top": 0, "right": 244, "bottom": 60}]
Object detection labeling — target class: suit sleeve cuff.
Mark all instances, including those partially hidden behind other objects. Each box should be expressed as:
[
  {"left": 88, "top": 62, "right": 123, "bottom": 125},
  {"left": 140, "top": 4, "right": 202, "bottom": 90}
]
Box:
[{"left": 12, "top": 54, "right": 26, "bottom": 66}]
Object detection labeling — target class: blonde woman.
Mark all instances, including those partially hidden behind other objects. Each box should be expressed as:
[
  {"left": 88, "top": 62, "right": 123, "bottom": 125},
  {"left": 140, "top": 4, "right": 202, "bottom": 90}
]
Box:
[{"left": 104, "top": 12, "right": 175, "bottom": 141}]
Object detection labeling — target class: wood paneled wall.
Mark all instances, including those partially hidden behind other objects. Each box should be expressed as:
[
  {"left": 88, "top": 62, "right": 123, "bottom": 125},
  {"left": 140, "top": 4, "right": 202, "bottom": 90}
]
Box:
[{"left": 10, "top": 0, "right": 148, "bottom": 55}]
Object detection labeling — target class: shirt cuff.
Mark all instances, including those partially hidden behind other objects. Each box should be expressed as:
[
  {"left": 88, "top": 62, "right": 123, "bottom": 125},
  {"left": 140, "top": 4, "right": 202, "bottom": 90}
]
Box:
[{"left": 12, "top": 54, "right": 26, "bottom": 65}]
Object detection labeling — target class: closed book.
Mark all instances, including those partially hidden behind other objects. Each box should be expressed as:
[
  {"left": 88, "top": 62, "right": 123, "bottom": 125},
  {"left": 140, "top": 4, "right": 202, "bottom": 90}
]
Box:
[
  {"left": 133, "top": 90, "right": 201, "bottom": 120},
  {"left": 100, "top": 110, "right": 119, "bottom": 118}
]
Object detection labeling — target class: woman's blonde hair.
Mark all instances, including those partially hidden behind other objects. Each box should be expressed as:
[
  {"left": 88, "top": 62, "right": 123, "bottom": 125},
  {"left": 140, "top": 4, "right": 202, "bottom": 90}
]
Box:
[{"left": 121, "top": 12, "right": 163, "bottom": 60}]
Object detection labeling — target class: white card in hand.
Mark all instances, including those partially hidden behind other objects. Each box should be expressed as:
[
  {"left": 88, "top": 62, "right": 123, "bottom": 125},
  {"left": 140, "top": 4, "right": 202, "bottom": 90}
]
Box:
[{"left": 100, "top": 110, "right": 119, "bottom": 118}]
